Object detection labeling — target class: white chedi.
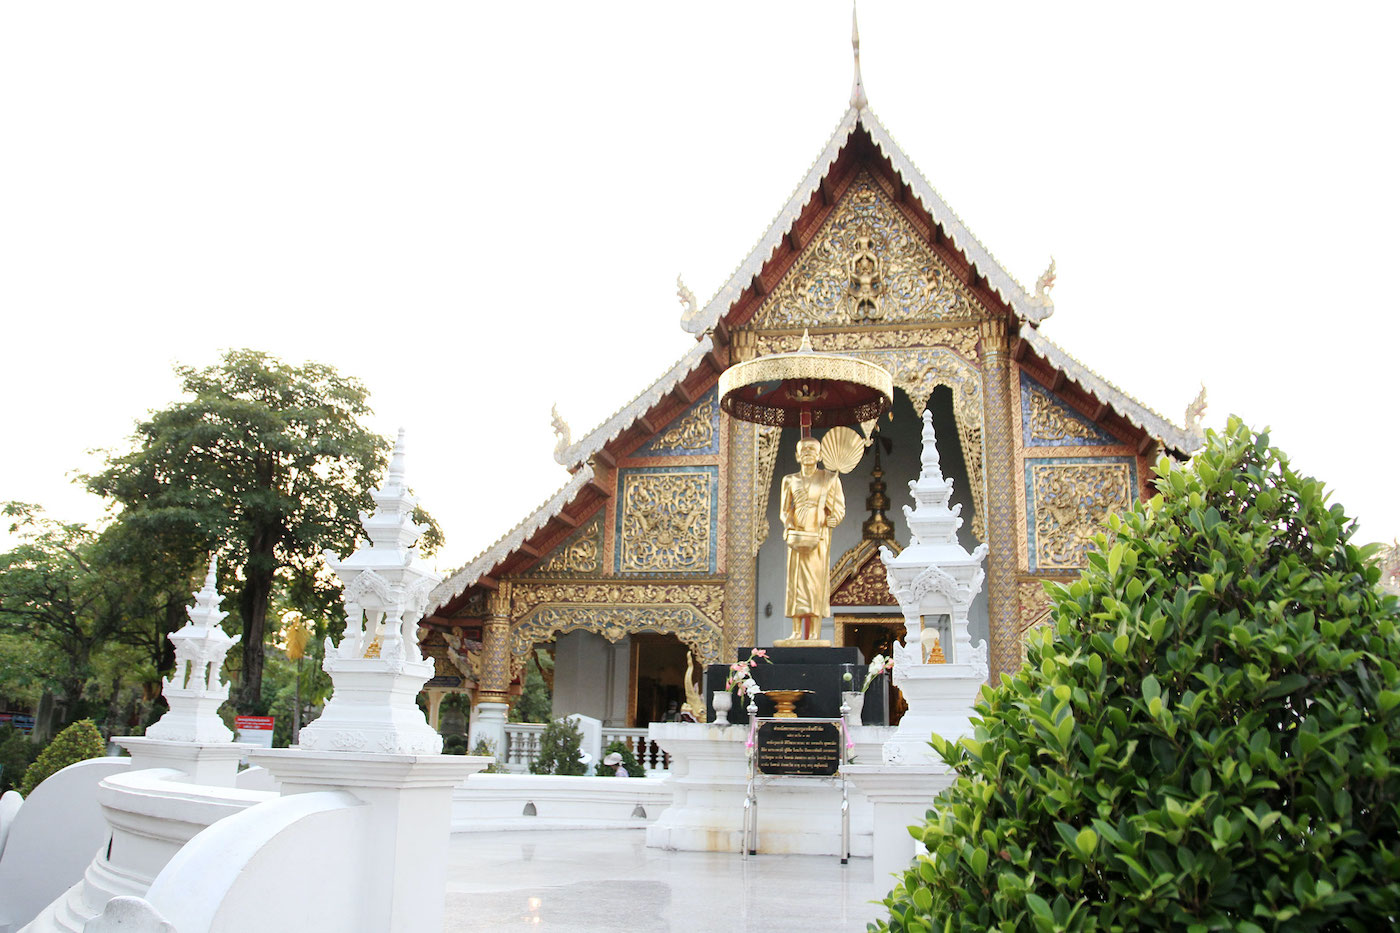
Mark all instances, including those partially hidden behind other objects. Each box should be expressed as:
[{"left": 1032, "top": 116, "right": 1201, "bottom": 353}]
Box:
[
  {"left": 144, "top": 555, "right": 241, "bottom": 744},
  {"left": 297, "top": 430, "right": 444, "bottom": 756},
  {"left": 877, "top": 408, "right": 989, "bottom": 765}
]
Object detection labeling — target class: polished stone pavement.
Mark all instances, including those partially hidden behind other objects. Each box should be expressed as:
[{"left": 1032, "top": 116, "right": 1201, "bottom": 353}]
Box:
[{"left": 444, "top": 828, "right": 891, "bottom": 932}]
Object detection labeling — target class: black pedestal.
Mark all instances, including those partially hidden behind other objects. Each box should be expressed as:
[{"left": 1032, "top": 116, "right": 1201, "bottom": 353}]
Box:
[{"left": 704, "top": 646, "right": 889, "bottom": 725}]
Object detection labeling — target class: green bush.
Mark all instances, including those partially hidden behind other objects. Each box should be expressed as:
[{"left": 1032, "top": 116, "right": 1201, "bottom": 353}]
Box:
[
  {"left": 470, "top": 737, "right": 504, "bottom": 773},
  {"left": 593, "top": 739, "right": 646, "bottom": 777},
  {"left": 878, "top": 419, "right": 1400, "bottom": 931},
  {"left": 442, "top": 733, "right": 469, "bottom": 755},
  {"left": 529, "top": 717, "right": 586, "bottom": 776},
  {"left": 20, "top": 719, "right": 106, "bottom": 796},
  {"left": 0, "top": 725, "right": 38, "bottom": 793}
]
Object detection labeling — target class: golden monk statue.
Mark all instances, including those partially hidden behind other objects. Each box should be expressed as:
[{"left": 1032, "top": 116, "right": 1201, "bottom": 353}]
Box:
[{"left": 779, "top": 436, "right": 847, "bottom": 643}]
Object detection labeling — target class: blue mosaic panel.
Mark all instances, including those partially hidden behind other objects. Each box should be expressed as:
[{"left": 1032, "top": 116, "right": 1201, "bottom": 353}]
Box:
[
  {"left": 1020, "top": 372, "right": 1117, "bottom": 447},
  {"left": 615, "top": 465, "right": 719, "bottom": 575},
  {"left": 634, "top": 387, "right": 720, "bottom": 457},
  {"left": 1025, "top": 456, "right": 1138, "bottom": 571}
]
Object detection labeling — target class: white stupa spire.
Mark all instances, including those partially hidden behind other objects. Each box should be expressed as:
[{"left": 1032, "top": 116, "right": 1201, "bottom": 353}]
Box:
[
  {"left": 299, "top": 429, "right": 444, "bottom": 756},
  {"left": 145, "top": 554, "right": 241, "bottom": 743}
]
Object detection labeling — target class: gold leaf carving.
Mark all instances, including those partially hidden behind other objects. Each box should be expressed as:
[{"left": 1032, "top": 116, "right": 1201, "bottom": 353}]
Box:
[
  {"left": 1031, "top": 462, "right": 1133, "bottom": 570},
  {"left": 752, "top": 172, "right": 981, "bottom": 329},
  {"left": 508, "top": 581, "right": 725, "bottom": 666},
  {"left": 753, "top": 326, "right": 979, "bottom": 361},
  {"left": 1017, "top": 580, "right": 1056, "bottom": 634},
  {"left": 649, "top": 397, "right": 716, "bottom": 453},
  {"left": 526, "top": 514, "right": 602, "bottom": 576},
  {"left": 619, "top": 471, "right": 713, "bottom": 573},
  {"left": 1029, "top": 389, "right": 1103, "bottom": 444},
  {"left": 752, "top": 425, "right": 782, "bottom": 556}
]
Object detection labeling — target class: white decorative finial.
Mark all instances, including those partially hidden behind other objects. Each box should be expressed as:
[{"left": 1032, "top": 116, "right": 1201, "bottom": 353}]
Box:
[
  {"left": 551, "top": 404, "right": 572, "bottom": 464},
  {"left": 1032, "top": 256, "right": 1056, "bottom": 314},
  {"left": 850, "top": 3, "right": 867, "bottom": 109},
  {"left": 918, "top": 409, "right": 943, "bottom": 482},
  {"left": 144, "top": 553, "right": 241, "bottom": 743},
  {"left": 386, "top": 428, "right": 407, "bottom": 488},
  {"left": 799, "top": 328, "right": 814, "bottom": 353},
  {"left": 676, "top": 274, "right": 698, "bottom": 325},
  {"left": 1185, "top": 383, "right": 1208, "bottom": 436}
]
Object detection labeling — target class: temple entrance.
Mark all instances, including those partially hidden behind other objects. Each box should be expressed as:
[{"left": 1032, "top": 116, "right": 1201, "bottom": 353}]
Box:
[
  {"left": 629, "top": 632, "right": 692, "bottom": 727},
  {"left": 836, "top": 615, "right": 906, "bottom": 725}
]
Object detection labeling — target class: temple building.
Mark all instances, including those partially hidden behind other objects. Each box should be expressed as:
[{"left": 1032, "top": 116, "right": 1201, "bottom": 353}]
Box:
[{"left": 420, "top": 29, "right": 1203, "bottom": 732}]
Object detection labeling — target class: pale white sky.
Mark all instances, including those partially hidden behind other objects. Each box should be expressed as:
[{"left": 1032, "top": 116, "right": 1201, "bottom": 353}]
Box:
[{"left": 2, "top": 2, "right": 1396, "bottom": 573}]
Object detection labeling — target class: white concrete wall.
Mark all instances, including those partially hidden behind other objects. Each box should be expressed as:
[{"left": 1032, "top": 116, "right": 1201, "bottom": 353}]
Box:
[
  {"left": 0, "top": 757, "right": 131, "bottom": 932},
  {"left": 552, "top": 632, "right": 630, "bottom": 725},
  {"left": 451, "top": 773, "right": 671, "bottom": 831}
]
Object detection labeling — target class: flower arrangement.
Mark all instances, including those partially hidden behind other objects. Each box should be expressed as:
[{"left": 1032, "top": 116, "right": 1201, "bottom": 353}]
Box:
[
  {"left": 842, "top": 653, "right": 894, "bottom": 694},
  {"left": 725, "top": 648, "right": 770, "bottom": 698}
]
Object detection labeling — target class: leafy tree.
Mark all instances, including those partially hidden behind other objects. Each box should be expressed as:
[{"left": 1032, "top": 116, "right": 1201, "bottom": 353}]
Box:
[
  {"left": 878, "top": 418, "right": 1400, "bottom": 931},
  {"left": 469, "top": 737, "right": 504, "bottom": 772},
  {"left": 0, "top": 505, "right": 130, "bottom": 721},
  {"left": 20, "top": 718, "right": 106, "bottom": 796},
  {"left": 510, "top": 649, "right": 553, "bottom": 723},
  {"left": 530, "top": 717, "right": 586, "bottom": 775},
  {"left": 0, "top": 725, "right": 38, "bottom": 792},
  {"left": 85, "top": 350, "right": 440, "bottom": 712}
]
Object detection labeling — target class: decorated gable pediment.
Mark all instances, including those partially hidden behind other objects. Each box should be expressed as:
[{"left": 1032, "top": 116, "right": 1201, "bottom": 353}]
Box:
[
  {"left": 830, "top": 537, "right": 903, "bottom": 607},
  {"left": 750, "top": 171, "right": 982, "bottom": 331}
]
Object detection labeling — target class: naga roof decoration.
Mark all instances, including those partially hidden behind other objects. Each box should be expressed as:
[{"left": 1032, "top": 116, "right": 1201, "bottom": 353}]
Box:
[
  {"left": 679, "top": 104, "right": 1053, "bottom": 338},
  {"left": 553, "top": 335, "right": 715, "bottom": 469},
  {"left": 1019, "top": 326, "right": 1203, "bottom": 455},
  {"left": 429, "top": 465, "right": 596, "bottom": 611}
]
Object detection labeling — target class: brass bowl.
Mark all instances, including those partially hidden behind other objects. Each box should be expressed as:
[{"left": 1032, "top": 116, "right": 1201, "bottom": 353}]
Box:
[{"left": 762, "top": 689, "right": 814, "bottom": 719}]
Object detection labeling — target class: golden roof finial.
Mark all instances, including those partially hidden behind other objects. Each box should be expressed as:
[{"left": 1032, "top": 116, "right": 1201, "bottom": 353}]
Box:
[{"left": 850, "top": 3, "right": 868, "bottom": 110}]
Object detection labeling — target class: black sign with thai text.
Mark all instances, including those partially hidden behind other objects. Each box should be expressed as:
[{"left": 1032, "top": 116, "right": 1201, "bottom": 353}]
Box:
[{"left": 755, "top": 720, "right": 842, "bottom": 776}]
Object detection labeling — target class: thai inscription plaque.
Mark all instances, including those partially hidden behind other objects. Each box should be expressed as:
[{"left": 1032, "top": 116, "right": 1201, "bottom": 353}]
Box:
[{"left": 754, "top": 720, "right": 842, "bottom": 777}]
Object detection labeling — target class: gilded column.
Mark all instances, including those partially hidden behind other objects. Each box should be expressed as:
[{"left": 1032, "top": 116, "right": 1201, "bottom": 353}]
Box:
[
  {"left": 469, "top": 582, "right": 513, "bottom": 755},
  {"left": 479, "top": 583, "right": 513, "bottom": 705},
  {"left": 722, "top": 417, "right": 757, "bottom": 658},
  {"left": 979, "top": 316, "right": 1019, "bottom": 680}
]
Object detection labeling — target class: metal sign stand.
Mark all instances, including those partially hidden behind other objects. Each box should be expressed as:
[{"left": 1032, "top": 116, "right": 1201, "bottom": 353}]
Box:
[{"left": 741, "top": 714, "right": 851, "bottom": 863}]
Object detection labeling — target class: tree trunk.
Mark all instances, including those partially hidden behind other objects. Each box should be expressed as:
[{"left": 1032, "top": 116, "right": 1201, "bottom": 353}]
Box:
[{"left": 237, "top": 531, "right": 277, "bottom": 713}]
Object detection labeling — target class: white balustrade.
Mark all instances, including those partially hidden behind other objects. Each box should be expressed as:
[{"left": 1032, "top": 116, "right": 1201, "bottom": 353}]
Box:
[{"left": 498, "top": 723, "right": 672, "bottom": 774}]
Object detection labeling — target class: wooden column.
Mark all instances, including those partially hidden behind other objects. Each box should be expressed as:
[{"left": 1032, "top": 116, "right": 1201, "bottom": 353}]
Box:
[
  {"left": 478, "top": 583, "right": 514, "bottom": 706},
  {"left": 979, "top": 317, "right": 1019, "bottom": 680}
]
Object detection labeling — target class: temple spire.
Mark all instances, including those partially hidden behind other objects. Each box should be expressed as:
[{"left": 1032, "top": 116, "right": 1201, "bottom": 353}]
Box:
[{"left": 850, "top": 3, "right": 868, "bottom": 109}]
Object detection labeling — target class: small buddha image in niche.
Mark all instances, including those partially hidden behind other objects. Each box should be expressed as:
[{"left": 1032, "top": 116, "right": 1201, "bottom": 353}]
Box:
[{"left": 846, "top": 229, "right": 883, "bottom": 321}]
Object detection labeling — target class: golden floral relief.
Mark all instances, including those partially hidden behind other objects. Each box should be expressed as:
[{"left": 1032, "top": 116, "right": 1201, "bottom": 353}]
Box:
[
  {"left": 1030, "top": 462, "right": 1133, "bottom": 570},
  {"left": 618, "top": 470, "right": 715, "bottom": 573},
  {"left": 1028, "top": 388, "right": 1107, "bottom": 445},
  {"left": 648, "top": 396, "right": 716, "bottom": 454},
  {"left": 525, "top": 514, "right": 602, "bottom": 576}
]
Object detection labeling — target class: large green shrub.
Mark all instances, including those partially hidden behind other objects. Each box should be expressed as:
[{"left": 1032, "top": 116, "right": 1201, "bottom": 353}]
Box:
[
  {"left": 20, "top": 719, "right": 106, "bottom": 796},
  {"left": 878, "top": 419, "right": 1400, "bottom": 931},
  {"left": 529, "top": 717, "right": 587, "bottom": 776}
]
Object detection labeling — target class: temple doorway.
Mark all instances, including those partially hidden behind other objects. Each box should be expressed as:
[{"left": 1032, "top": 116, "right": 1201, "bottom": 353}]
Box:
[
  {"left": 836, "top": 615, "right": 906, "bottom": 725},
  {"left": 629, "top": 633, "right": 691, "bottom": 727}
]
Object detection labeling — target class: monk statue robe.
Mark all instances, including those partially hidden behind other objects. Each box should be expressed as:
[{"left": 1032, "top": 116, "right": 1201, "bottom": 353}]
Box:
[{"left": 779, "top": 436, "right": 846, "bottom": 642}]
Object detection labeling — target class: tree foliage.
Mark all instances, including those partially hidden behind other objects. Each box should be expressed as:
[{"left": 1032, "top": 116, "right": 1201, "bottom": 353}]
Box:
[
  {"left": 877, "top": 419, "right": 1400, "bottom": 932},
  {"left": 530, "top": 717, "right": 587, "bottom": 776},
  {"left": 85, "top": 350, "right": 440, "bottom": 712},
  {"left": 0, "top": 505, "right": 130, "bottom": 716},
  {"left": 20, "top": 718, "right": 106, "bottom": 796}
]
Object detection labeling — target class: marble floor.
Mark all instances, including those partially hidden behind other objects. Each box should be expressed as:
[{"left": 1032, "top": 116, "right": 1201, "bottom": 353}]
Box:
[{"left": 443, "top": 828, "right": 890, "bottom": 933}]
